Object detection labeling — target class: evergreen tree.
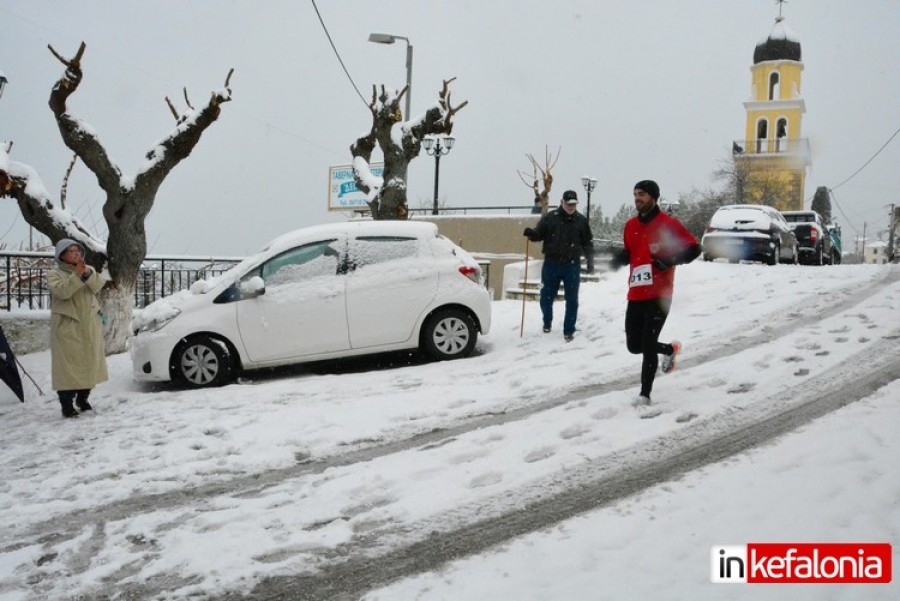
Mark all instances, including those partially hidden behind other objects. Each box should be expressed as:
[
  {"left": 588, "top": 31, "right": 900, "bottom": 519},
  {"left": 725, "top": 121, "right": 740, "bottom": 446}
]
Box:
[{"left": 811, "top": 186, "right": 832, "bottom": 223}]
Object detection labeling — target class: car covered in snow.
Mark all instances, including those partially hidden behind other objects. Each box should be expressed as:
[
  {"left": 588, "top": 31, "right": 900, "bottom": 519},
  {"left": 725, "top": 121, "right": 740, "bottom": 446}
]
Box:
[
  {"left": 129, "top": 221, "right": 492, "bottom": 388},
  {"left": 701, "top": 204, "right": 798, "bottom": 265}
]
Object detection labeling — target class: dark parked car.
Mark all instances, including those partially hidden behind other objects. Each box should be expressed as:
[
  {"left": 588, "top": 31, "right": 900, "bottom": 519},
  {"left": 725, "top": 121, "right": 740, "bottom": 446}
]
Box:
[
  {"left": 781, "top": 210, "right": 841, "bottom": 265},
  {"left": 701, "top": 204, "right": 799, "bottom": 265}
]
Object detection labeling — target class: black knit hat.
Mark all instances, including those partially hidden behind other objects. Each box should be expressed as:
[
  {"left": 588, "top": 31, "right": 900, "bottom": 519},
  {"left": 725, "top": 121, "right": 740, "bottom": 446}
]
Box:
[
  {"left": 562, "top": 190, "right": 578, "bottom": 203},
  {"left": 634, "top": 179, "right": 660, "bottom": 200}
]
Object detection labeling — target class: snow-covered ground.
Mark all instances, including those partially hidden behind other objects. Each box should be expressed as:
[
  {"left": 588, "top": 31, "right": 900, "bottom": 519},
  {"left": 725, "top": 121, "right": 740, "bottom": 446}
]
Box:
[{"left": 1, "top": 261, "right": 898, "bottom": 600}]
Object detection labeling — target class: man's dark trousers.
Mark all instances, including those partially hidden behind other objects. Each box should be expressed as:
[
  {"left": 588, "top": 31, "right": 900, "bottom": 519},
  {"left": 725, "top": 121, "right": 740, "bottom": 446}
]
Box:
[{"left": 540, "top": 259, "right": 580, "bottom": 336}]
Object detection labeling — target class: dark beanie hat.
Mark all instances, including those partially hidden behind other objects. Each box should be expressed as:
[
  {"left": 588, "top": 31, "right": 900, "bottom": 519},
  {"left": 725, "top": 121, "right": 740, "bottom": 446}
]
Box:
[{"left": 634, "top": 179, "right": 660, "bottom": 200}]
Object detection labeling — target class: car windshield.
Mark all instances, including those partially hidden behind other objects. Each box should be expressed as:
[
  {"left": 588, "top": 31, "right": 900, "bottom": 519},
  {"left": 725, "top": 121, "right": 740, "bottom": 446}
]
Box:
[{"left": 710, "top": 208, "right": 773, "bottom": 229}]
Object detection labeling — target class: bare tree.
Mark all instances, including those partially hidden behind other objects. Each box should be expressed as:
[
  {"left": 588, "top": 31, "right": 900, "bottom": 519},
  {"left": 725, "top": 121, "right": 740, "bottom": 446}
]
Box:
[
  {"left": 350, "top": 78, "right": 467, "bottom": 220},
  {"left": 715, "top": 150, "right": 793, "bottom": 209},
  {"left": 0, "top": 42, "right": 233, "bottom": 353},
  {"left": 517, "top": 146, "right": 561, "bottom": 215}
]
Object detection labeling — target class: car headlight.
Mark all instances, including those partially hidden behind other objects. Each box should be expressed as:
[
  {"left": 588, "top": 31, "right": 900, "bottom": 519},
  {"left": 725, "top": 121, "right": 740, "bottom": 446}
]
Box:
[{"left": 134, "top": 308, "right": 181, "bottom": 335}]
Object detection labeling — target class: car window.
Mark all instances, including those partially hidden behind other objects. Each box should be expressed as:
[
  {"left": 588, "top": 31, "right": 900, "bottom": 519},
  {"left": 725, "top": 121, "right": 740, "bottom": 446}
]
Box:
[
  {"left": 349, "top": 236, "right": 420, "bottom": 270},
  {"left": 255, "top": 240, "right": 341, "bottom": 286}
]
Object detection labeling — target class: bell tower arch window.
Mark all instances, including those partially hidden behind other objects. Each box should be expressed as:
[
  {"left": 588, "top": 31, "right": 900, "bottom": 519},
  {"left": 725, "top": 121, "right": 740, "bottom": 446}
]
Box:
[
  {"left": 776, "top": 118, "right": 788, "bottom": 151},
  {"left": 756, "top": 118, "right": 769, "bottom": 153},
  {"left": 768, "top": 71, "right": 781, "bottom": 100}
]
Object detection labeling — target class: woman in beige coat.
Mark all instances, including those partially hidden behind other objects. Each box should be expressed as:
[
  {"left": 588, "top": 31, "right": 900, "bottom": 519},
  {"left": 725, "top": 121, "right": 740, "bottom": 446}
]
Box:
[{"left": 47, "top": 239, "right": 108, "bottom": 418}]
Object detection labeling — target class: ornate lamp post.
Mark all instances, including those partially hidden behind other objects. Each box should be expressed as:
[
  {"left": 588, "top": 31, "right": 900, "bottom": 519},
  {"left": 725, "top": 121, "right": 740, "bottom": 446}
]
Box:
[
  {"left": 367, "top": 33, "right": 413, "bottom": 119},
  {"left": 422, "top": 136, "right": 455, "bottom": 215},
  {"left": 581, "top": 175, "right": 597, "bottom": 222}
]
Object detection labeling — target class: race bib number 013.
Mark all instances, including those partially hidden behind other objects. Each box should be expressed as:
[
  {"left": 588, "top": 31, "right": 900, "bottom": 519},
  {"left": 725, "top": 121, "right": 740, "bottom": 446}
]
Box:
[{"left": 630, "top": 263, "right": 653, "bottom": 287}]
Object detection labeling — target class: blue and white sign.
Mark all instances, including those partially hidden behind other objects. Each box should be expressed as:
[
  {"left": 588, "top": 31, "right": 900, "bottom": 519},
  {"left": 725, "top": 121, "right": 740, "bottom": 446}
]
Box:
[{"left": 328, "top": 163, "right": 384, "bottom": 211}]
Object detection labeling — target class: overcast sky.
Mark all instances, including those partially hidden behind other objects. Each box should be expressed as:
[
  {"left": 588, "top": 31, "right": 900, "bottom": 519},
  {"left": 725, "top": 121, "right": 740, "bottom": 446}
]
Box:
[{"left": 1, "top": 0, "right": 898, "bottom": 256}]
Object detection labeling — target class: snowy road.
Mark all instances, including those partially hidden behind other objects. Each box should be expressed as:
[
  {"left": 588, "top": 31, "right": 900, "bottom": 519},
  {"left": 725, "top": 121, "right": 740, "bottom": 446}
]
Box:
[{"left": 1, "top": 263, "right": 898, "bottom": 600}]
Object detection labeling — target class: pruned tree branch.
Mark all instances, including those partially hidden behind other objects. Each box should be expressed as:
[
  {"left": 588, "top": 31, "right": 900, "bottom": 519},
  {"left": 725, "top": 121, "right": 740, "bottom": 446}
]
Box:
[
  {"left": 518, "top": 146, "right": 561, "bottom": 214},
  {"left": 438, "top": 77, "right": 469, "bottom": 127},
  {"left": 350, "top": 78, "right": 467, "bottom": 220},
  {"left": 47, "top": 42, "right": 123, "bottom": 195},
  {"left": 60, "top": 152, "right": 78, "bottom": 210}
]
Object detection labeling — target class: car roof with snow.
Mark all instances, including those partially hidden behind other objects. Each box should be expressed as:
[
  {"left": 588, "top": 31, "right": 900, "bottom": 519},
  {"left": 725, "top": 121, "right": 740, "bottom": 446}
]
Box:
[{"left": 260, "top": 220, "right": 439, "bottom": 255}]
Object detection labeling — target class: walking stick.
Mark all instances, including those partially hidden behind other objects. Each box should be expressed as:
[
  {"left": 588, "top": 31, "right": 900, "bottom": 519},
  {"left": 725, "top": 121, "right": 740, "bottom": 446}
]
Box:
[
  {"left": 520, "top": 237, "right": 530, "bottom": 338},
  {"left": 14, "top": 355, "right": 44, "bottom": 397}
]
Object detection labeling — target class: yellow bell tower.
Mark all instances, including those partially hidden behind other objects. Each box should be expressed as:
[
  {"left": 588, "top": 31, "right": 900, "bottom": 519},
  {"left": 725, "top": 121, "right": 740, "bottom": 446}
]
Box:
[{"left": 733, "top": 3, "right": 810, "bottom": 210}]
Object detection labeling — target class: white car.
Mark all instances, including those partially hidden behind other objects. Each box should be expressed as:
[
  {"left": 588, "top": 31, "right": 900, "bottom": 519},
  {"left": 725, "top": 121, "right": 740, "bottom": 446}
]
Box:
[{"left": 130, "top": 221, "right": 492, "bottom": 388}]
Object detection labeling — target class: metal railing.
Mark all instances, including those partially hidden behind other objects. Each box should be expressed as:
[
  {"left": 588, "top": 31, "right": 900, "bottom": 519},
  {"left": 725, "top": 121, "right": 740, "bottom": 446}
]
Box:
[
  {"left": 408, "top": 205, "right": 535, "bottom": 215},
  {"left": 1, "top": 251, "right": 241, "bottom": 311},
  {"left": 2, "top": 251, "right": 491, "bottom": 311}
]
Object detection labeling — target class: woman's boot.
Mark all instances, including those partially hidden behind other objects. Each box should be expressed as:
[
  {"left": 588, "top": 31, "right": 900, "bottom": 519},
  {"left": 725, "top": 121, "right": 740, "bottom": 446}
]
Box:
[
  {"left": 75, "top": 389, "right": 93, "bottom": 412},
  {"left": 59, "top": 392, "right": 79, "bottom": 419}
]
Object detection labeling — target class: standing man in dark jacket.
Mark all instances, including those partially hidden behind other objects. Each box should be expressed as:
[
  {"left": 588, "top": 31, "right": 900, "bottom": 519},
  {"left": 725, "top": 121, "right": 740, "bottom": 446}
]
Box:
[
  {"left": 523, "top": 190, "right": 594, "bottom": 341},
  {"left": 611, "top": 180, "right": 700, "bottom": 407}
]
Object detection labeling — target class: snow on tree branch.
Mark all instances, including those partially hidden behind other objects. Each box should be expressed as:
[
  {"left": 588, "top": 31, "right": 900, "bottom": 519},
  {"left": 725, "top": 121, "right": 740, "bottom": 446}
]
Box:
[{"left": 350, "top": 78, "right": 467, "bottom": 220}]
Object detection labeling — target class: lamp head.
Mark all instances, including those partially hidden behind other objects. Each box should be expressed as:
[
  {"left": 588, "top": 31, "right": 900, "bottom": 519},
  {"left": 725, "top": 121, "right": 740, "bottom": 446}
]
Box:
[{"left": 368, "top": 33, "right": 396, "bottom": 44}]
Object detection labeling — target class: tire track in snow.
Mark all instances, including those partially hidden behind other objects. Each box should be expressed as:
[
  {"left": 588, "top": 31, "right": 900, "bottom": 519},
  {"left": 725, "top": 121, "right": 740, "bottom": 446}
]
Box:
[
  {"left": 223, "top": 331, "right": 900, "bottom": 601},
  {"left": 7, "top": 267, "right": 898, "bottom": 550}
]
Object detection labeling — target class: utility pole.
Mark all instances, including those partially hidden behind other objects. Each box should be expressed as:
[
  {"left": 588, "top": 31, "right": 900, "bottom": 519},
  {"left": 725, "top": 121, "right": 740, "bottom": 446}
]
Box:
[
  {"left": 888, "top": 204, "right": 896, "bottom": 263},
  {"left": 861, "top": 222, "right": 867, "bottom": 257}
]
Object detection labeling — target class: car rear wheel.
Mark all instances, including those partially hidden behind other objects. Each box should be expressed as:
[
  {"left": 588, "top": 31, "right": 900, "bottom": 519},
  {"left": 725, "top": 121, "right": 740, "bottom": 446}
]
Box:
[
  {"left": 172, "top": 335, "right": 234, "bottom": 388},
  {"left": 766, "top": 244, "right": 780, "bottom": 266},
  {"left": 421, "top": 308, "right": 478, "bottom": 361}
]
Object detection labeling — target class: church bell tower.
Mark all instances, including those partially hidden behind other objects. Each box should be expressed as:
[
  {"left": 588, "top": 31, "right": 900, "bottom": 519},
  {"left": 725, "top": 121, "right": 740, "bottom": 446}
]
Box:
[{"left": 733, "top": 3, "right": 810, "bottom": 210}]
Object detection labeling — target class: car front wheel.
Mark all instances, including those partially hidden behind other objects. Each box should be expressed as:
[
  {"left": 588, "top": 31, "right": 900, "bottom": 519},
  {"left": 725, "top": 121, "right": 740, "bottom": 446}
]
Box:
[
  {"left": 171, "top": 335, "right": 234, "bottom": 388},
  {"left": 421, "top": 308, "right": 478, "bottom": 361}
]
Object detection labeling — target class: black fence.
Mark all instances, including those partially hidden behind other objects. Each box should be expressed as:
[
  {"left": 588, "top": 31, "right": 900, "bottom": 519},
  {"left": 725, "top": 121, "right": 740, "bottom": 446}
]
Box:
[{"left": 1, "top": 251, "right": 242, "bottom": 311}]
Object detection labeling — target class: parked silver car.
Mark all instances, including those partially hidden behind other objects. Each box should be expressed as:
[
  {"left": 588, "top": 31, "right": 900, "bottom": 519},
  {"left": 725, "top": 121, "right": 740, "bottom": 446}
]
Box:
[{"left": 702, "top": 204, "right": 799, "bottom": 265}]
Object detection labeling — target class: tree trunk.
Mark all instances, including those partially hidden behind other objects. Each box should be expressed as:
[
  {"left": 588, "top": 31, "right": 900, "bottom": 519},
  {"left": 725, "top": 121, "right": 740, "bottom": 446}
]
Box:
[
  {"left": 99, "top": 283, "right": 135, "bottom": 355},
  {"left": 1, "top": 42, "right": 233, "bottom": 355}
]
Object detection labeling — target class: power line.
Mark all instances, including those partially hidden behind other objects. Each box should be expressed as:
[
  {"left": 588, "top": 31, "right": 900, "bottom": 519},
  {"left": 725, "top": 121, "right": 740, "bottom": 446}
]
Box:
[
  {"left": 830, "top": 124, "right": 900, "bottom": 192},
  {"left": 309, "top": 0, "right": 369, "bottom": 108},
  {"left": 827, "top": 188, "right": 860, "bottom": 237}
]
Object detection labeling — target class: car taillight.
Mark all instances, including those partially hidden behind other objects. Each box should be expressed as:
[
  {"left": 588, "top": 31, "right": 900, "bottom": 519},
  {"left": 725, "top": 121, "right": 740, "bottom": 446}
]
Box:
[
  {"left": 809, "top": 228, "right": 818, "bottom": 241},
  {"left": 458, "top": 265, "right": 479, "bottom": 284}
]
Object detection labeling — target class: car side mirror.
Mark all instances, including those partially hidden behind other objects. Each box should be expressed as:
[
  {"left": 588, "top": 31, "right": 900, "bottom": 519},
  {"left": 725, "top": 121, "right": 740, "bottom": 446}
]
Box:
[{"left": 241, "top": 276, "right": 266, "bottom": 298}]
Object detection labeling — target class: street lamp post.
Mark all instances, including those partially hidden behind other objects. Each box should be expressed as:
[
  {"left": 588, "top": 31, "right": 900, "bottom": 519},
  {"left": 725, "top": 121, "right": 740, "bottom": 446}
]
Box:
[
  {"left": 0, "top": 71, "right": 8, "bottom": 99},
  {"left": 581, "top": 175, "right": 597, "bottom": 222},
  {"left": 422, "top": 136, "right": 455, "bottom": 215},
  {"left": 368, "top": 33, "right": 413, "bottom": 119}
]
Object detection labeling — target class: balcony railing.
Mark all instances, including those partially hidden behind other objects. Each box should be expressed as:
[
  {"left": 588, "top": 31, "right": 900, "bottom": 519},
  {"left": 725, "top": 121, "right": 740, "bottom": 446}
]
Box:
[{"left": 733, "top": 138, "right": 810, "bottom": 163}]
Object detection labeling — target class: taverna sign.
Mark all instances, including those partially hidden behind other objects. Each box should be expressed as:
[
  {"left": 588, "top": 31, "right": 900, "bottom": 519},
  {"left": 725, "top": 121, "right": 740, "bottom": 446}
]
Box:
[{"left": 328, "top": 163, "right": 384, "bottom": 212}]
